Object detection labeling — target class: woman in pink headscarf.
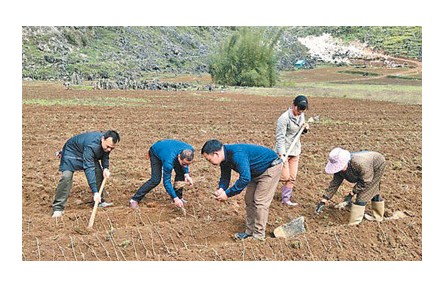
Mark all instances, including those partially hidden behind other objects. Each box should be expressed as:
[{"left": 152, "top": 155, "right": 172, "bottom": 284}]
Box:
[{"left": 315, "top": 147, "right": 386, "bottom": 225}]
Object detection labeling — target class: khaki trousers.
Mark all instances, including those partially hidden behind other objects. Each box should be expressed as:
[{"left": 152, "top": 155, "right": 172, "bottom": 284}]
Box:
[
  {"left": 244, "top": 163, "right": 282, "bottom": 238},
  {"left": 280, "top": 155, "right": 299, "bottom": 188}
]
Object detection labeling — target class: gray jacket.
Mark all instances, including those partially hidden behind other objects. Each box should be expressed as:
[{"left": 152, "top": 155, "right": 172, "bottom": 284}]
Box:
[
  {"left": 275, "top": 108, "right": 305, "bottom": 156},
  {"left": 59, "top": 131, "right": 109, "bottom": 193}
]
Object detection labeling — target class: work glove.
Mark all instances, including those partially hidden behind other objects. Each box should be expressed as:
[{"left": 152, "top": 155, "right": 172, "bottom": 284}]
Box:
[{"left": 315, "top": 201, "right": 325, "bottom": 214}]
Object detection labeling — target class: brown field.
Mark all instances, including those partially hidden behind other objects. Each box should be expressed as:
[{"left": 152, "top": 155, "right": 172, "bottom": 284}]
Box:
[{"left": 22, "top": 70, "right": 422, "bottom": 261}]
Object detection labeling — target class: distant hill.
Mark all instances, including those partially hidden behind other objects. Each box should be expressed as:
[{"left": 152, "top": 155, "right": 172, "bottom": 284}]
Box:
[{"left": 22, "top": 26, "right": 422, "bottom": 81}]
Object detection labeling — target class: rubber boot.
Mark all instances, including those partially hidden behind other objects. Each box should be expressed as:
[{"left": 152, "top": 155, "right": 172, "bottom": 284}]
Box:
[
  {"left": 371, "top": 201, "right": 385, "bottom": 222},
  {"left": 348, "top": 203, "right": 366, "bottom": 226},
  {"left": 281, "top": 186, "right": 297, "bottom": 206}
]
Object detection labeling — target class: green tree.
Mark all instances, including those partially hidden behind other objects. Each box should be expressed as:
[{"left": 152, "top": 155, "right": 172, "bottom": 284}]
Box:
[{"left": 209, "top": 27, "right": 281, "bottom": 87}]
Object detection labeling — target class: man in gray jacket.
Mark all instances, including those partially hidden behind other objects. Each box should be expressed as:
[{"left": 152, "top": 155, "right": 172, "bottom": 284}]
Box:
[{"left": 52, "top": 130, "right": 120, "bottom": 218}]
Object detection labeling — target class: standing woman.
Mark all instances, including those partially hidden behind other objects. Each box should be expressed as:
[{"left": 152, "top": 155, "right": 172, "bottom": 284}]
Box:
[{"left": 275, "top": 95, "right": 309, "bottom": 206}]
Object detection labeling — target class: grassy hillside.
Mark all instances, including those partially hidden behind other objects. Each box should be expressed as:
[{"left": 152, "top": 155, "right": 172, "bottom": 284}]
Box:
[
  {"left": 22, "top": 26, "right": 422, "bottom": 81},
  {"left": 22, "top": 27, "right": 237, "bottom": 80}
]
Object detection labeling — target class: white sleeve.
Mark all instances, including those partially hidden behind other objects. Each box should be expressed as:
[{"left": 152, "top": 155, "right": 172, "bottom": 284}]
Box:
[{"left": 275, "top": 114, "right": 287, "bottom": 155}]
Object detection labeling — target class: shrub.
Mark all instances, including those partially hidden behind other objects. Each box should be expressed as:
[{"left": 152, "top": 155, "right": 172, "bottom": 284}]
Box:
[{"left": 209, "top": 27, "right": 281, "bottom": 87}]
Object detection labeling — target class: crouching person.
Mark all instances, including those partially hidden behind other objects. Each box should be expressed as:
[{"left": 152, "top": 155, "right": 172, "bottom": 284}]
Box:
[
  {"left": 315, "top": 147, "right": 386, "bottom": 225},
  {"left": 129, "top": 139, "right": 194, "bottom": 209},
  {"left": 52, "top": 130, "right": 120, "bottom": 218}
]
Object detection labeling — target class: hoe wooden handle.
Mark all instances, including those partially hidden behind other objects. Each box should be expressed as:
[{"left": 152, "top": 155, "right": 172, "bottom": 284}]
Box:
[
  {"left": 282, "top": 117, "right": 314, "bottom": 163},
  {"left": 87, "top": 178, "right": 107, "bottom": 229}
]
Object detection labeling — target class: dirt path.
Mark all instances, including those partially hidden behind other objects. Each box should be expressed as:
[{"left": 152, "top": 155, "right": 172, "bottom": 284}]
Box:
[{"left": 327, "top": 56, "right": 422, "bottom": 84}]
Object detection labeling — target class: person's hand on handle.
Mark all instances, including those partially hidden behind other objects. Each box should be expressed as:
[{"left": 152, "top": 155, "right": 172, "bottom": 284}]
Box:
[
  {"left": 103, "top": 168, "right": 111, "bottom": 179},
  {"left": 93, "top": 192, "right": 101, "bottom": 203}
]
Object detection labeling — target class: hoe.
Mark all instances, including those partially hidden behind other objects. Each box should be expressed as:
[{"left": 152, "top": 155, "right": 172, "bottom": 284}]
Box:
[{"left": 87, "top": 178, "right": 107, "bottom": 229}]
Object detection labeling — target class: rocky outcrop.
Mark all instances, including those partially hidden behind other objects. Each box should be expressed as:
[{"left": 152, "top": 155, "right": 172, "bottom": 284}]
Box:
[
  {"left": 22, "top": 26, "right": 312, "bottom": 81},
  {"left": 93, "top": 78, "right": 193, "bottom": 90},
  {"left": 298, "top": 33, "right": 390, "bottom": 66}
]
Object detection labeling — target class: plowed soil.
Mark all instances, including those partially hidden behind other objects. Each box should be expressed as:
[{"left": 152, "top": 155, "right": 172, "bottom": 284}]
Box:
[{"left": 22, "top": 81, "right": 421, "bottom": 261}]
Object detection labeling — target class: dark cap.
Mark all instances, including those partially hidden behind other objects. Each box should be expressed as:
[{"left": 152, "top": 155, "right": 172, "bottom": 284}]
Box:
[{"left": 293, "top": 95, "right": 308, "bottom": 110}]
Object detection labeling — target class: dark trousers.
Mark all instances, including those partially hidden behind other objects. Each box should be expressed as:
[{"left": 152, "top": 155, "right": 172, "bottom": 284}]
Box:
[
  {"left": 131, "top": 150, "right": 185, "bottom": 202},
  {"left": 52, "top": 161, "right": 104, "bottom": 212}
]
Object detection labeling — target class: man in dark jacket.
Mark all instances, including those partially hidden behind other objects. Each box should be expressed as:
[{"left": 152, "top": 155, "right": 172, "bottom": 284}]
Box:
[
  {"left": 201, "top": 139, "right": 283, "bottom": 241},
  {"left": 51, "top": 130, "right": 120, "bottom": 218},
  {"left": 129, "top": 139, "right": 194, "bottom": 209}
]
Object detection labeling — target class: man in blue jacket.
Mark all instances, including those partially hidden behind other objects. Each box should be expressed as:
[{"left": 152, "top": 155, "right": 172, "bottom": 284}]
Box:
[
  {"left": 52, "top": 130, "right": 120, "bottom": 218},
  {"left": 201, "top": 139, "right": 283, "bottom": 241},
  {"left": 129, "top": 139, "right": 194, "bottom": 209}
]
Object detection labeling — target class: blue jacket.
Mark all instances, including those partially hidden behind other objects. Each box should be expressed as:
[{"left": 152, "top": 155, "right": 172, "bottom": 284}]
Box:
[
  {"left": 219, "top": 144, "right": 278, "bottom": 197},
  {"left": 59, "top": 131, "right": 110, "bottom": 193},
  {"left": 150, "top": 139, "right": 193, "bottom": 199}
]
